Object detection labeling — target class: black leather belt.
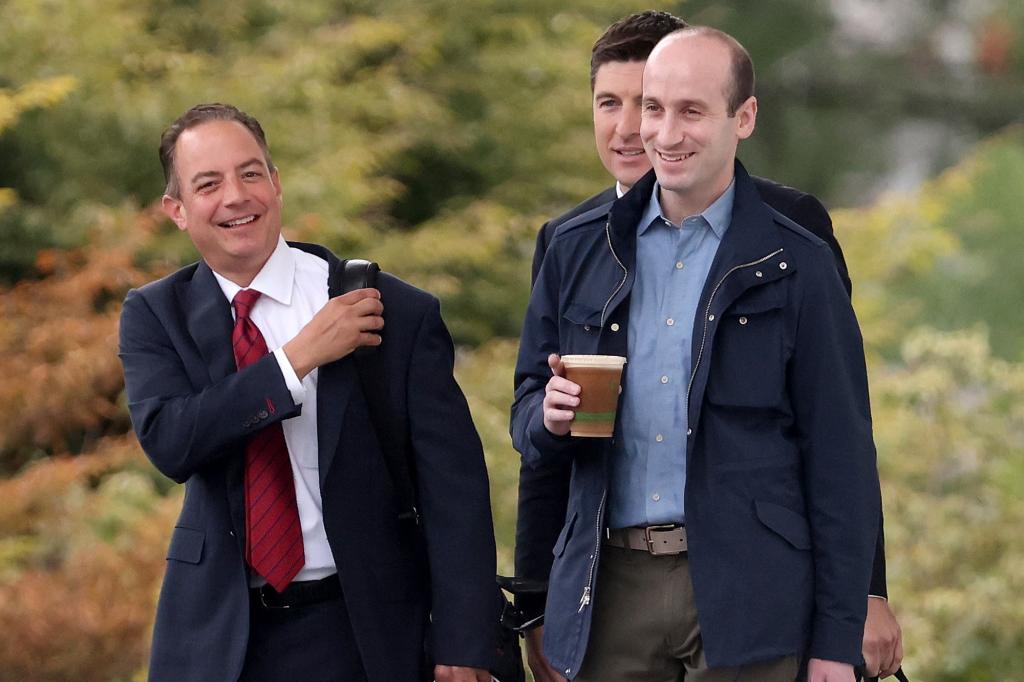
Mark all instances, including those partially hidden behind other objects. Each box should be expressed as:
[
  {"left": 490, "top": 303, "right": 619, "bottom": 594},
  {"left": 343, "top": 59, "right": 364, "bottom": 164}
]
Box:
[
  {"left": 605, "top": 524, "right": 687, "bottom": 555},
  {"left": 250, "top": 574, "right": 342, "bottom": 609}
]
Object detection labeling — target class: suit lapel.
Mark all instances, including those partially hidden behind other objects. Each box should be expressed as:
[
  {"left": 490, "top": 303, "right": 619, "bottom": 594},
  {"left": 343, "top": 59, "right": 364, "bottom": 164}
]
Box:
[
  {"left": 180, "top": 261, "right": 236, "bottom": 383},
  {"left": 316, "top": 355, "right": 356, "bottom": 488}
]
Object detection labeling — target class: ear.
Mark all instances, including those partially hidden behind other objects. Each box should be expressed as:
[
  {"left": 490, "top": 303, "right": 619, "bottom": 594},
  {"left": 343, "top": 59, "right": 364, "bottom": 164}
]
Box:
[
  {"left": 271, "top": 168, "right": 283, "bottom": 205},
  {"left": 735, "top": 96, "right": 757, "bottom": 140},
  {"left": 161, "top": 194, "right": 188, "bottom": 231}
]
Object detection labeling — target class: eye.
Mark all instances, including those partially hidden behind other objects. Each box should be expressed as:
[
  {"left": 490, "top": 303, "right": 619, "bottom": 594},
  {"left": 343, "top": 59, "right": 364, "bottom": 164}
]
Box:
[
  {"left": 243, "top": 170, "right": 263, "bottom": 179},
  {"left": 597, "top": 98, "right": 620, "bottom": 109},
  {"left": 197, "top": 181, "right": 217, "bottom": 193},
  {"left": 643, "top": 102, "right": 660, "bottom": 113},
  {"left": 684, "top": 108, "right": 703, "bottom": 120}
]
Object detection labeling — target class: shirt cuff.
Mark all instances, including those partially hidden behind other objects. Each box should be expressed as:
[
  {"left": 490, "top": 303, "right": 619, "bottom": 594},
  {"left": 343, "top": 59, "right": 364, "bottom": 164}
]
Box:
[
  {"left": 273, "top": 347, "right": 306, "bottom": 405},
  {"left": 868, "top": 594, "right": 888, "bottom": 601}
]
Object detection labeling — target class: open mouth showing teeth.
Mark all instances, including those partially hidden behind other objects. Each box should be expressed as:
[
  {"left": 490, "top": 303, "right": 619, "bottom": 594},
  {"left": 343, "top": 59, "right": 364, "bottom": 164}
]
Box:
[
  {"left": 615, "top": 149, "right": 645, "bottom": 157},
  {"left": 219, "top": 215, "right": 258, "bottom": 228},
  {"left": 658, "top": 151, "right": 695, "bottom": 162}
]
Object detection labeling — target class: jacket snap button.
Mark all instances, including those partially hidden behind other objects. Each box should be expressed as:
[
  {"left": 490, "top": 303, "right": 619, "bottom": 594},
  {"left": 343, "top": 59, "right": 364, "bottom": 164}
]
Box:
[
  {"left": 755, "top": 270, "right": 763, "bottom": 278},
  {"left": 610, "top": 323, "right": 620, "bottom": 332},
  {"left": 258, "top": 409, "right": 269, "bottom": 419},
  {"left": 584, "top": 324, "right": 591, "bottom": 332},
  {"left": 739, "top": 316, "right": 748, "bottom": 325},
  {"left": 779, "top": 262, "right": 788, "bottom": 270},
  {"left": 708, "top": 314, "right": 715, "bottom": 321}
]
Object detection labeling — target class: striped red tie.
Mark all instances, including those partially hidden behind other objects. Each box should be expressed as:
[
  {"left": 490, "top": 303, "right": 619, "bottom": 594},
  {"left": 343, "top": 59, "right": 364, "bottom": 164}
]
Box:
[{"left": 232, "top": 288, "right": 305, "bottom": 592}]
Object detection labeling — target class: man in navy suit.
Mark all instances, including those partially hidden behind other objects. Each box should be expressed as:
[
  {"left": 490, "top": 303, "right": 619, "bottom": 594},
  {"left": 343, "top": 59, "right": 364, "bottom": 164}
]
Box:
[
  {"left": 512, "top": 26, "right": 883, "bottom": 681},
  {"left": 119, "top": 103, "right": 495, "bottom": 682},
  {"left": 516, "top": 11, "right": 902, "bottom": 682}
]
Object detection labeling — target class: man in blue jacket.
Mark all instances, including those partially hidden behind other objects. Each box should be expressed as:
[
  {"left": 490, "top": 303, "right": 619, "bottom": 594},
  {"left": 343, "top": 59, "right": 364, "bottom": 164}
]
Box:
[
  {"left": 120, "top": 103, "right": 495, "bottom": 681},
  {"left": 512, "top": 27, "right": 881, "bottom": 681}
]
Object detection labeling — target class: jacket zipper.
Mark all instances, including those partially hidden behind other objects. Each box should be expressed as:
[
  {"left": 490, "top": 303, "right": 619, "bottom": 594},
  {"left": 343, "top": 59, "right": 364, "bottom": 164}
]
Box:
[
  {"left": 578, "top": 490, "right": 607, "bottom": 613},
  {"left": 600, "top": 219, "right": 628, "bottom": 328},
  {"left": 685, "top": 248, "right": 784, "bottom": 421}
]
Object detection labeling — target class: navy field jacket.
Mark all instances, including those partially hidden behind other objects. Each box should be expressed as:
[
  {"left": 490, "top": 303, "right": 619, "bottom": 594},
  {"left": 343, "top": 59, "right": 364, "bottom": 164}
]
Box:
[{"left": 510, "top": 163, "right": 881, "bottom": 677}]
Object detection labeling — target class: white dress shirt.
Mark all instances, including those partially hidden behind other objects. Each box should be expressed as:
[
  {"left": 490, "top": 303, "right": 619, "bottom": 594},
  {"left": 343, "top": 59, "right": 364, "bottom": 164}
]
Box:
[{"left": 212, "top": 237, "right": 336, "bottom": 584}]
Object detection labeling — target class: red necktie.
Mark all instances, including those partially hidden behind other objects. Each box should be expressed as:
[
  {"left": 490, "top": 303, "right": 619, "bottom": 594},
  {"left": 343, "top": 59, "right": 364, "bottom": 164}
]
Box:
[{"left": 232, "top": 288, "right": 305, "bottom": 592}]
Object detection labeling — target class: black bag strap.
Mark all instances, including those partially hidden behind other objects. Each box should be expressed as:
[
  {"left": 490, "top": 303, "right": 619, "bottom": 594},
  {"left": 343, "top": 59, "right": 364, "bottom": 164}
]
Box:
[{"left": 329, "top": 259, "right": 419, "bottom": 523}]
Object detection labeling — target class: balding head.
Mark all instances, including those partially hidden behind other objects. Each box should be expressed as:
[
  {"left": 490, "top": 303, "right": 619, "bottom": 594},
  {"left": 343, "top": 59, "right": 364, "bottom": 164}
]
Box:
[{"left": 648, "top": 27, "right": 755, "bottom": 116}]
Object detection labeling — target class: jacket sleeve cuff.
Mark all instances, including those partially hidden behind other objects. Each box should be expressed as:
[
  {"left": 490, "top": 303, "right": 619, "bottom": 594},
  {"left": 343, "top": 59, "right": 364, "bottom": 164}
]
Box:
[
  {"left": 809, "top": 616, "right": 868, "bottom": 666},
  {"left": 526, "top": 417, "right": 577, "bottom": 464},
  {"left": 515, "top": 592, "right": 547, "bottom": 624}
]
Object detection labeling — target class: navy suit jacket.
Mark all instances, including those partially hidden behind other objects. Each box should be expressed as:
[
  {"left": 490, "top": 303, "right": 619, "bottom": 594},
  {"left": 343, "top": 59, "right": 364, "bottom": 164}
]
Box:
[
  {"left": 119, "top": 242, "right": 496, "bottom": 681},
  {"left": 516, "top": 177, "right": 883, "bottom": 624}
]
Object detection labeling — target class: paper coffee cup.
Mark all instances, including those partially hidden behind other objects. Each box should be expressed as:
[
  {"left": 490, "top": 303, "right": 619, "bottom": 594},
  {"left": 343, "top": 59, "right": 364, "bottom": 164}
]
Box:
[{"left": 561, "top": 355, "right": 627, "bottom": 437}]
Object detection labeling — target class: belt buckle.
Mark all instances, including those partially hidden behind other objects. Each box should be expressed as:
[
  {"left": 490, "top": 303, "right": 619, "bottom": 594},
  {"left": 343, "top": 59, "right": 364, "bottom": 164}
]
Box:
[
  {"left": 258, "top": 584, "right": 291, "bottom": 610},
  {"left": 644, "top": 524, "right": 679, "bottom": 556}
]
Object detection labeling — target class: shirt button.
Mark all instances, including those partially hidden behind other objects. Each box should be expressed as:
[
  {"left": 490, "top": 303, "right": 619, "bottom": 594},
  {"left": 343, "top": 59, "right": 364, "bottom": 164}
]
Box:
[
  {"left": 661, "top": 376, "right": 669, "bottom": 384},
  {"left": 739, "top": 316, "right": 748, "bottom": 325},
  {"left": 675, "top": 261, "right": 684, "bottom": 270},
  {"left": 610, "top": 323, "right": 620, "bottom": 332},
  {"left": 666, "top": 318, "right": 674, "bottom": 326},
  {"left": 652, "top": 493, "right": 661, "bottom": 502},
  {"left": 655, "top": 434, "right": 664, "bottom": 443}
]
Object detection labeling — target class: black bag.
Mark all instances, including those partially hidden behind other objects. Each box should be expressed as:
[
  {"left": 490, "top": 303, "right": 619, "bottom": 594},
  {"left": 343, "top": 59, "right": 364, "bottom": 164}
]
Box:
[{"left": 331, "top": 259, "right": 525, "bottom": 682}]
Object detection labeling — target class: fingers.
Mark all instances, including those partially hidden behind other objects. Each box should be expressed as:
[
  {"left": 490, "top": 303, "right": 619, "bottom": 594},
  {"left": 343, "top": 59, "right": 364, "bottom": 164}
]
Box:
[
  {"left": 880, "top": 628, "right": 903, "bottom": 677},
  {"left": 334, "top": 287, "right": 380, "bottom": 304},
  {"left": 548, "top": 353, "right": 565, "bottom": 377},
  {"left": 543, "top": 375, "right": 581, "bottom": 435}
]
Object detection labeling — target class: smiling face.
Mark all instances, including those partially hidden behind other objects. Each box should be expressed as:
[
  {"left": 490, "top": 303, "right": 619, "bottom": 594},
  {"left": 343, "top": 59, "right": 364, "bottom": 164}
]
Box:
[
  {"left": 161, "top": 120, "right": 283, "bottom": 286},
  {"left": 640, "top": 33, "right": 756, "bottom": 222},
  {"left": 592, "top": 60, "right": 652, "bottom": 190}
]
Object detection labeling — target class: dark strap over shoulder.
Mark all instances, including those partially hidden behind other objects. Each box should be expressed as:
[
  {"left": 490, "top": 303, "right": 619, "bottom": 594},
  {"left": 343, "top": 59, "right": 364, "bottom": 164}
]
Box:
[{"left": 328, "top": 258, "right": 418, "bottom": 523}]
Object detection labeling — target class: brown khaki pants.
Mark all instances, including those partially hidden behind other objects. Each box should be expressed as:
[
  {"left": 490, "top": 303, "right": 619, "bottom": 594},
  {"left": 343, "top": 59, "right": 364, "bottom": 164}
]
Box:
[{"left": 575, "top": 545, "right": 799, "bottom": 682}]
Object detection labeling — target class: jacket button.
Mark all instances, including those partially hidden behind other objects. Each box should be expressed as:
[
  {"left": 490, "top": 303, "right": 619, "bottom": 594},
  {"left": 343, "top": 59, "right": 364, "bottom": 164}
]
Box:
[
  {"left": 779, "top": 262, "right": 788, "bottom": 270},
  {"left": 610, "top": 323, "right": 620, "bottom": 332},
  {"left": 687, "top": 428, "right": 692, "bottom": 436},
  {"left": 584, "top": 324, "right": 591, "bottom": 332},
  {"left": 755, "top": 270, "right": 763, "bottom": 278},
  {"left": 739, "top": 316, "right": 748, "bottom": 325},
  {"left": 708, "top": 314, "right": 715, "bottom": 322},
  {"left": 258, "top": 409, "right": 269, "bottom": 419}
]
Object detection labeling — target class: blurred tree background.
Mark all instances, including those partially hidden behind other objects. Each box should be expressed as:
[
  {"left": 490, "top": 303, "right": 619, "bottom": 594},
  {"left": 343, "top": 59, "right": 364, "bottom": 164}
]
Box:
[{"left": 1, "top": 0, "right": 1022, "bottom": 679}]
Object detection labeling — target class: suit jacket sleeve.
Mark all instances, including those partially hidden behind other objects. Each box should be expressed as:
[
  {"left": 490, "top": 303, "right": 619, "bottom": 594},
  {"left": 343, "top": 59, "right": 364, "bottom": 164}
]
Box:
[
  {"left": 531, "top": 220, "right": 553, "bottom": 287},
  {"left": 118, "top": 288, "right": 299, "bottom": 483},
  {"left": 786, "top": 193, "right": 853, "bottom": 297},
  {"left": 790, "top": 243, "right": 882, "bottom": 664},
  {"left": 405, "top": 297, "right": 497, "bottom": 668}
]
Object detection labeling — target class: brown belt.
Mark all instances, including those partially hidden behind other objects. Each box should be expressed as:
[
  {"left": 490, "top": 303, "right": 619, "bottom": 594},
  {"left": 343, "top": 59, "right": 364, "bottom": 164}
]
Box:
[{"left": 605, "top": 524, "right": 687, "bottom": 555}]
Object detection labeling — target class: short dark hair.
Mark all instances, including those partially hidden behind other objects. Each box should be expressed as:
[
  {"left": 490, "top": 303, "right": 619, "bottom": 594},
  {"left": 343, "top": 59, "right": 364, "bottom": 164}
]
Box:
[
  {"left": 159, "top": 103, "right": 275, "bottom": 198},
  {"left": 661, "top": 26, "right": 755, "bottom": 116},
  {"left": 590, "top": 10, "right": 687, "bottom": 90}
]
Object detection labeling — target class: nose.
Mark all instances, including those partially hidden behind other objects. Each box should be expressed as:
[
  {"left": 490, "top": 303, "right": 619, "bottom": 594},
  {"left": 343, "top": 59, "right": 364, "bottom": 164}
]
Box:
[
  {"left": 655, "top": 112, "right": 685, "bottom": 149},
  {"left": 221, "top": 175, "right": 247, "bottom": 206},
  {"left": 616, "top": 101, "right": 642, "bottom": 140}
]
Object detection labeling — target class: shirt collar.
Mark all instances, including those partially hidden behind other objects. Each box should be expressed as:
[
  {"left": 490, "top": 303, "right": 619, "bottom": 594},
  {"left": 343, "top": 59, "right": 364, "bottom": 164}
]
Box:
[
  {"left": 615, "top": 181, "right": 627, "bottom": 199},
  {"left": 212, "top": 236, "right": 296, "bottom": 307},
  {"left": 638, "top": 179, "right": 736, "bottom": 239}
]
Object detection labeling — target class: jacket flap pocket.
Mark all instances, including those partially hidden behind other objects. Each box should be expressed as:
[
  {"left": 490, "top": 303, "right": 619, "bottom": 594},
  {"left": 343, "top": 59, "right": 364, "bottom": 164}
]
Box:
[
  {"left": 728, "top": 287, "right": 784, "bottom": 316},
  {"left": 552, "top": 511, "right": 578, "bottom": 558},
  {"left": 563, "top": 302, "right": 603, "bottom": 327},
  {"left": 167, "top": 526, "right": 205, "bottom": 564},
  {"left": 755, "top": 500, "right": 811, "bottom": 550}
]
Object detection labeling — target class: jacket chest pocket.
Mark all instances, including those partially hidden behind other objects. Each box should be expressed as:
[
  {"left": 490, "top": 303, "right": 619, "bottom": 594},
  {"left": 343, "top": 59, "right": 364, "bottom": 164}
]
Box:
[
  {"left": 560, "top": 301, "right": 603, "bottom": 355},
  {"left": 705, "top": 289, "right": 785, "bottom": 408}
]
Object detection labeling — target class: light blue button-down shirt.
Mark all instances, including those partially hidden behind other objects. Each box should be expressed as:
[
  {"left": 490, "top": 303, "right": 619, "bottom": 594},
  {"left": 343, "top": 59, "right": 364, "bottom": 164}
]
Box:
[{"left": 607, "top": 181, "right": 735, "bottom": 529}]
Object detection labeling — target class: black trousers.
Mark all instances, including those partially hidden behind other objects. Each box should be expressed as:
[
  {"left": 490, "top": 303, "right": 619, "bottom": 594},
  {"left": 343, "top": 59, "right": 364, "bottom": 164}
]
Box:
[{"left": 239, "top": 585, "right": 368, "bottom": 682}]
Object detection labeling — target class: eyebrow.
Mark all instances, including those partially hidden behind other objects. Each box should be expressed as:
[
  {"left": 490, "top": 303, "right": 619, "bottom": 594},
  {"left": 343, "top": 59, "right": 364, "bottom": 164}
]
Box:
[{"left": 189, "top": 158, "right": 264, "bottom": 186}]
